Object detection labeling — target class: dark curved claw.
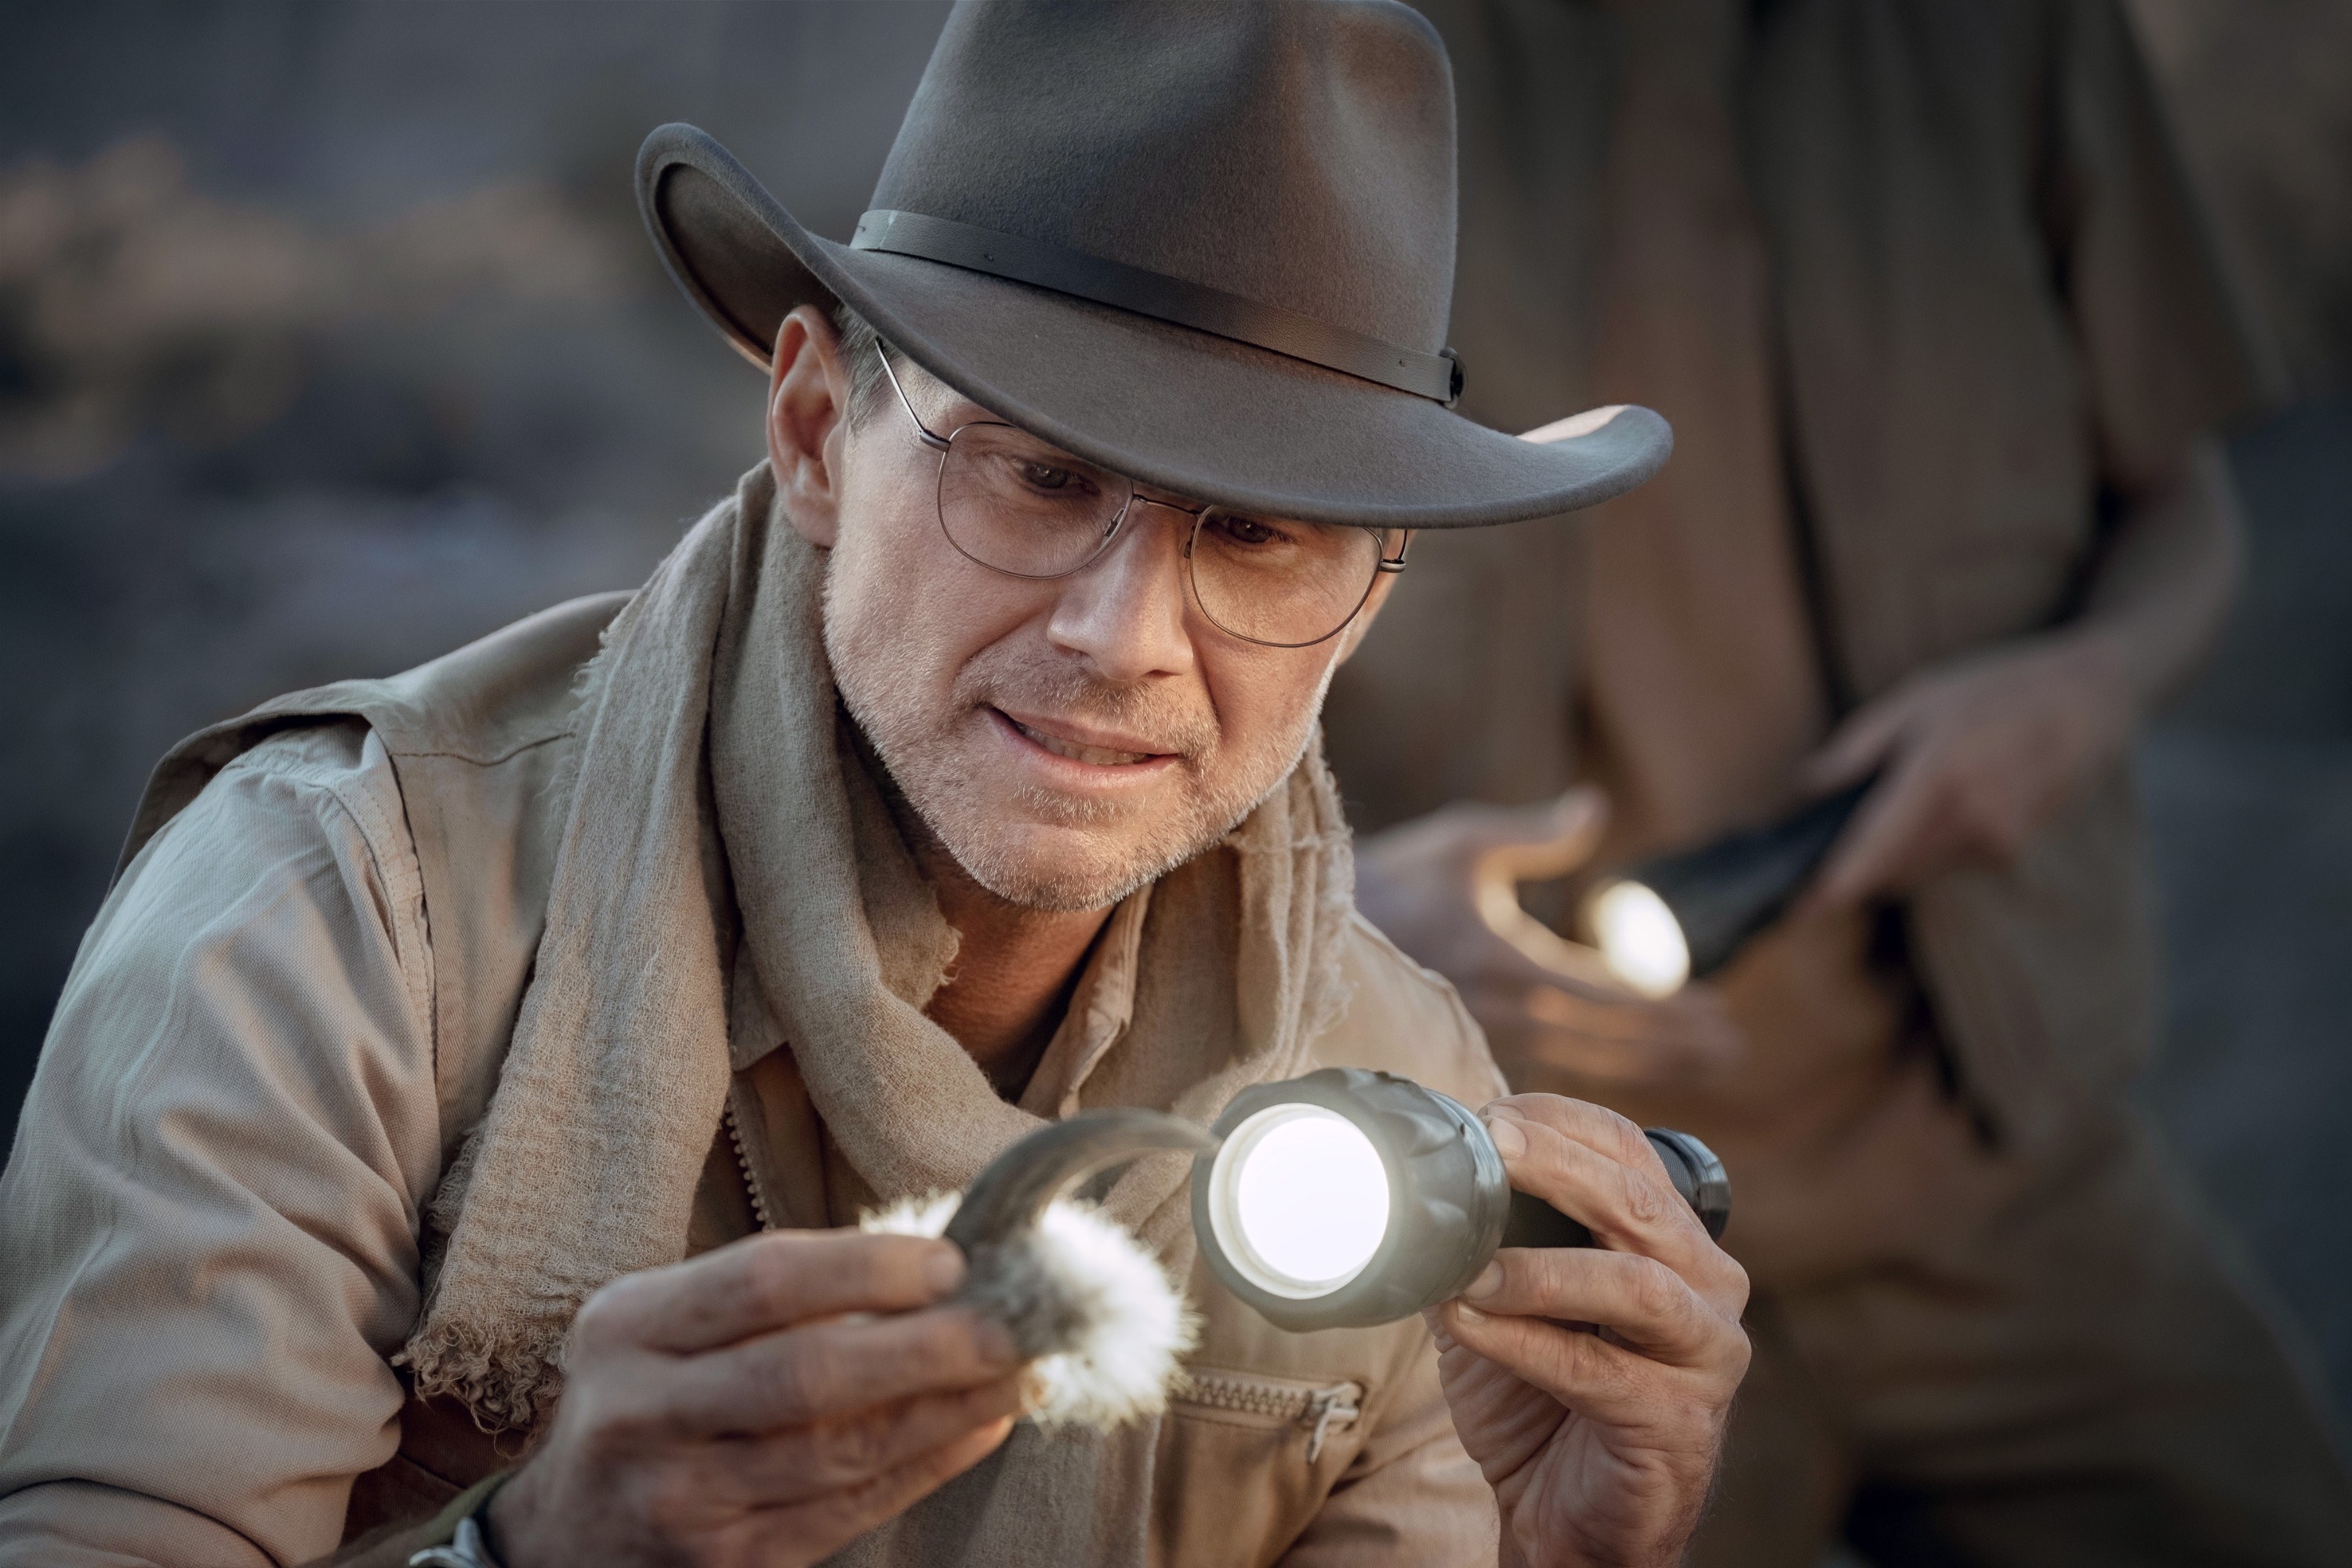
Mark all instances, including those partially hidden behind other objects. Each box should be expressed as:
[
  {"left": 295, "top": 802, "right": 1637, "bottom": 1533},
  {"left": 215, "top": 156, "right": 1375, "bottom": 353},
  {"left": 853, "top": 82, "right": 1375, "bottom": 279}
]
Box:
[{"left": 944, "top": 1109, "right": 1218, "bottom": 1252}]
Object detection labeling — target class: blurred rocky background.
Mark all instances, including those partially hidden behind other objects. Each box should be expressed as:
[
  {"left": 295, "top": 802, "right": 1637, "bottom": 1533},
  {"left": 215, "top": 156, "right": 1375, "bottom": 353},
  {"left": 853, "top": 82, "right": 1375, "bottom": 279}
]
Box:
[{"left": 3, "top": 0, "right": 2348, "bottom": 1447}]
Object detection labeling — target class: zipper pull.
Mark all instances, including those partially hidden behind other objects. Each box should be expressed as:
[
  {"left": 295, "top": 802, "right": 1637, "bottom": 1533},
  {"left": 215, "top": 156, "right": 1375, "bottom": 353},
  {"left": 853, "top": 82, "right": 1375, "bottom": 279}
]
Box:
[{"left": 1303, "top": 1382, "right": 1363, "bottom": 1463}]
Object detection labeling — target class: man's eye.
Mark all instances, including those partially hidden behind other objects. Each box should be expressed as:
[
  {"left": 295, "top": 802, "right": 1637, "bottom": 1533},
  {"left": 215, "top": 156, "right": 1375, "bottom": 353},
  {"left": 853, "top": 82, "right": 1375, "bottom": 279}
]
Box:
[
  {"left": 1018, "top": 461, "right": 1077, "bottom": 492},
  {"left": 1216, "top": 514, "right": 1284, "bottom": 546}
]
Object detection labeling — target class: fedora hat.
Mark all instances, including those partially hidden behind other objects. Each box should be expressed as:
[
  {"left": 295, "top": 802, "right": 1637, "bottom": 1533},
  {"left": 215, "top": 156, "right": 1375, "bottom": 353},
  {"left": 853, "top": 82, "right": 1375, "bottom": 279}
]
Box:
[{"left": 636, "top": 0, "right": 1668, "bottom": 528}]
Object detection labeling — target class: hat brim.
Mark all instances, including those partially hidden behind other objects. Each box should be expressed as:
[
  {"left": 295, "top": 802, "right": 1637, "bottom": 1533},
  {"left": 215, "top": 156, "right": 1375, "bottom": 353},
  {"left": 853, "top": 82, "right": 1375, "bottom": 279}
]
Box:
[{"left": 637, "top": 124, "right": 1668, "bottom": 529}]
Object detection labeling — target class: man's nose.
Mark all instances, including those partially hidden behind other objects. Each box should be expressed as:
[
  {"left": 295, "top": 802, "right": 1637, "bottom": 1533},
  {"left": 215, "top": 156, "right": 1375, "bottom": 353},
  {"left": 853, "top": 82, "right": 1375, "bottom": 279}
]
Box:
[{"left": 1044, "top": 502, "right": 1197, "bottom": 681}]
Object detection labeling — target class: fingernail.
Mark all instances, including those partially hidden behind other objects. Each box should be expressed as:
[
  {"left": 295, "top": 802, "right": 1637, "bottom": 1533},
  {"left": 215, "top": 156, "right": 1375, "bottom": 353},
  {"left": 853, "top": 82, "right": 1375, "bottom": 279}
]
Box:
[
  {"left": 924, "top": 1244, "right": 967, "bottom": 1295},
  {"left": 1464, "top": 1262, "right": 1502, "bottom": 1301},
  {"left": 1454, "top": 1303, "right": 1488, "bottom": 1326},
  {"left": 1485, "top": 1115, "right": 1526, "bottom": 1162}
]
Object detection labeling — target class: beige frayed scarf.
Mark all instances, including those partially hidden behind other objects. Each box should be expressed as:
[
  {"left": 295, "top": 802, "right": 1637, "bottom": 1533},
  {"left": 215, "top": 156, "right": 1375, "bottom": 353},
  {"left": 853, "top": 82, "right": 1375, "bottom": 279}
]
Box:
[{"left": 397, "top": 465, "right": 1355, "bottom": 1461}]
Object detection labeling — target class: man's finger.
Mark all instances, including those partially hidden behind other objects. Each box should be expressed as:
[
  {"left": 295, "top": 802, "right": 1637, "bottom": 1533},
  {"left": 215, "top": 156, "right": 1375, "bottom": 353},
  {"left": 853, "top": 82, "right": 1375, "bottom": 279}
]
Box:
[
  {"left": 753, "top": 1417, "right": 1018, "bottom": 1567},
  {"left": 585, "top": 1229, "right": 964, "bottom": 1355},
  {"left": 664, "top": 1305, "right": 1022, "bottom": 1435},
  {"left": 1459, "top": 1247, "right": 1730, "bottom": 1362},
  {"left": 1436, "top": 1301, "right": 1746, "bottom": 1431},
  {"left": 1481, "top": 1095, "right": 1742, "bottom": 1305},
  {"left": 1798, "top": 757, "right": 1937, "bottom": 914},
  {"left": 1801, "top": 695, "right": 1909, "bottom": 794},
  {"left": 1486, "top": 1091, "right": 1750, "bottom": 1326},
  {"left": 1470, "top": 786, "right": 1610, "bottom": 881},
  {"left": 1486, "top": 1092, "right": 1682, "bottom": 1187},
  {"left": 705, "top": 1374, "right": 1029, "bottom": 1508}
]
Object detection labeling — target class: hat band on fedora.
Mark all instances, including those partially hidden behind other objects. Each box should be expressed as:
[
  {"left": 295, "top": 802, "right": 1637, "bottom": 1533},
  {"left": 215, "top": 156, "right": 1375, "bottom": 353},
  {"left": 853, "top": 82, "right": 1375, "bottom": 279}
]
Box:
[{"left": 851, "top": 209, "right": 1464, "bottom": 405}]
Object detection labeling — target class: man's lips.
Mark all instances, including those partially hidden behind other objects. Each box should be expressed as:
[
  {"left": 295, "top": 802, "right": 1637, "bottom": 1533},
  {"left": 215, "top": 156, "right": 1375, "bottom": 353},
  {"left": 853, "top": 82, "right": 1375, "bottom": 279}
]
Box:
[{"left": 993, "top": 707, "right": 1172, "bottom": 768}]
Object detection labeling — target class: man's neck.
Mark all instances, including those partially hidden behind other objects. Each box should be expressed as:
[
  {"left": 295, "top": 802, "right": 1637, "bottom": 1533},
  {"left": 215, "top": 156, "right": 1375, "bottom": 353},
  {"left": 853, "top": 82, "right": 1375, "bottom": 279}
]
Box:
[
  {"left": 916, "top": 841, "right": 1113, "bottom": 1100},
  {"left": 860, "top": 742, "right": 1113, "bottom": 1098}
]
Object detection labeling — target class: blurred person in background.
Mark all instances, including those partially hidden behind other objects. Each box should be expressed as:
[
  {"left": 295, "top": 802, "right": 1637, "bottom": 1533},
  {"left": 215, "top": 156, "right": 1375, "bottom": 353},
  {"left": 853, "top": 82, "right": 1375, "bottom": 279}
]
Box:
[{"left": 1328, "top": 1, "right": 2352, "bottom": 1563}]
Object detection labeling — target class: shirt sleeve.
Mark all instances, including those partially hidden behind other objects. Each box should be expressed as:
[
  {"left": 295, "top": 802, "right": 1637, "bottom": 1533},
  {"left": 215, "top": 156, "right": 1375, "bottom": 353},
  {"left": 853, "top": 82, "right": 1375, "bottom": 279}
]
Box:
[
  {"left": 2048, "top": 0, "right": 2285, "bottom": 488},
  {"left": 0, "top": 724, "right": 441, "bottom": 1568}
]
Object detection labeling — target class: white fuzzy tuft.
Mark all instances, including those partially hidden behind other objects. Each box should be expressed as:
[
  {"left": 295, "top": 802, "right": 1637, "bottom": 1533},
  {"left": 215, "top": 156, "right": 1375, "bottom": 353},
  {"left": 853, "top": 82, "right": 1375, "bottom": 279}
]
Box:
[
  {"left": 863, "top": 1192, "right": 1197, "bottom": 1430},
  {"left": 865, "top": 1192, "right": 961, "bottom": 1240}
]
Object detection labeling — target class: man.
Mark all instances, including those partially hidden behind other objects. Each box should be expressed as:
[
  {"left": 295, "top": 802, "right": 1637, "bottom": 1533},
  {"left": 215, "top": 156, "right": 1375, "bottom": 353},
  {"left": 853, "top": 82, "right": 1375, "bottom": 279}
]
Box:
[
  {"left": 0, "top": 5, "right": 1749, "bottom": 1567},
  {"left": 1327, "top": 1, "right": 2352, "bottom": 1564}
]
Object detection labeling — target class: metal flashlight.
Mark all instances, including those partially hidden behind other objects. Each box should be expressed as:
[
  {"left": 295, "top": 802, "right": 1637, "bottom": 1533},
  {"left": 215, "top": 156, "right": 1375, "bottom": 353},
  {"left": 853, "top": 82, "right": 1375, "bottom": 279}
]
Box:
[{"left": 1191, "top": 1067, "right": 1729, "bottom": 1333}]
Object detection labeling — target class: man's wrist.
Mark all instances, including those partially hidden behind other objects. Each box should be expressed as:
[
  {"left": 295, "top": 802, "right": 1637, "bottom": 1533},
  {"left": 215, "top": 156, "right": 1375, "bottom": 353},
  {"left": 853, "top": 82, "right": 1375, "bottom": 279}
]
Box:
[
  {"left": 405, "top": 1472, "right": 517, "bottom": 1568},
  {"left": 478, "top": 1458, "right": 542, "bottom": 1568}
]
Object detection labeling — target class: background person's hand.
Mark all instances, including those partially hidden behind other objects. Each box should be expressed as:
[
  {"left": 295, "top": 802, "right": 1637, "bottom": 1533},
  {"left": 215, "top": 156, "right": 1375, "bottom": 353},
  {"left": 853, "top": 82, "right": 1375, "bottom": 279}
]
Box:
[
  {"left": 1354, "top": 789, "right": 1745, "bottom": 1087},
  {"left": 489, "top": 1229, "right": 1027, "bottom": 1568},
  {"left": 1798, "top": 632, "right": 2134, "bottom": 913},
  {"left": 1431, "top": 1094, "right": 1751, "bottom": 1568}
]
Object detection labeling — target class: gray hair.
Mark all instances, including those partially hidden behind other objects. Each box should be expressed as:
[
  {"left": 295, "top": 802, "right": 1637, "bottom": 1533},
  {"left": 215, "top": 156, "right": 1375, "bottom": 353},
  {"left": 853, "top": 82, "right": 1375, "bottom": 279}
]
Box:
[{"left": 829, "top": 299, "right": 899, "bottom": 426}]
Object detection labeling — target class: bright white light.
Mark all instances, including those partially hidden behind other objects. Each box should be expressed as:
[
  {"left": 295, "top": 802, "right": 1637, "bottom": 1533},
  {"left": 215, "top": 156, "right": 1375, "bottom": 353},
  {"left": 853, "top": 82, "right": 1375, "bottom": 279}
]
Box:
[
  {"left": 1207, "top": 1104, "right": 1391, "bottom": 1298},
  {"left": 1588, "top": 879, "right": 1691, "bottom": 998}
]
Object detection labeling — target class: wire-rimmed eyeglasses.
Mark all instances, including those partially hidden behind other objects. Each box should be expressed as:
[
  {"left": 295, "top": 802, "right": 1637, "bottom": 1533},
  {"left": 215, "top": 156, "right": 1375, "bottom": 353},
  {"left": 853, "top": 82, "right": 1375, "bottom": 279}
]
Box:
[{"left": 873, "top": 347, "right": 1408, "bottom": 649}]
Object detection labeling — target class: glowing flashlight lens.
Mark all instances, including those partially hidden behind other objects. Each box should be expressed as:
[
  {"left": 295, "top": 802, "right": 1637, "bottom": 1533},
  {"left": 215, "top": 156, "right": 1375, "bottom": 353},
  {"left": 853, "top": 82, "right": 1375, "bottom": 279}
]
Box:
[
  {"left": 1210, "top": 1105, "right": 1391, "bottom": 1298},
  {"left": 1589, "top": 879, "right": 1692, "bottom": 997}
]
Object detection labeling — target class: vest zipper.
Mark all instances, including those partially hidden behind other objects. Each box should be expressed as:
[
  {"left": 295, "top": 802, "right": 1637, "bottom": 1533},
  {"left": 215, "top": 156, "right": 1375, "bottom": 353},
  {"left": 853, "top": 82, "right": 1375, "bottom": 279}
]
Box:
[
  {"left": 1171, "top": 1372, "right": 1365, "bottom": 1462},
  {"left": 723, "top": 1095, "right": 774, "bottom": 1231}
]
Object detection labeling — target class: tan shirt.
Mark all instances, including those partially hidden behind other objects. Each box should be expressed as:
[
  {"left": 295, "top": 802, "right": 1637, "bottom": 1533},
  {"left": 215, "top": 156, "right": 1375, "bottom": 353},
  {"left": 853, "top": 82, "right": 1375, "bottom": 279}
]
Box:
[
  {"left": 1330, "top": 0, "right": 2270, "bottom": 1183},
  {"left": 1, "top": 682, "right": 1501, "bottom": 1566},
  {"left": 1558, "top": 0, "right": 1939, "bottom": 1289}
]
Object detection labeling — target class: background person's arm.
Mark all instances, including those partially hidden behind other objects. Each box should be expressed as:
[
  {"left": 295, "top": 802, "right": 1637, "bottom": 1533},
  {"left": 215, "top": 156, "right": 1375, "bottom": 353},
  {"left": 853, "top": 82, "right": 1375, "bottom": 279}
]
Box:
[
  {"left": 1803, "top": 0, "right": 2278, "bottom": 910},
  {"left": 1800, "top": 437, "right": 2245, "bottom": 909},
  {"left": 0, "top": 724, "right": 441, "bottom": 1568}
]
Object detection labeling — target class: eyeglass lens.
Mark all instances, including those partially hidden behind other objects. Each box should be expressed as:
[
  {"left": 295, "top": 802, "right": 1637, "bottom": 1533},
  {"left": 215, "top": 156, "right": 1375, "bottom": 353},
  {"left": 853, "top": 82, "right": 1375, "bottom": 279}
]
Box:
[{"left": 935, "top": 423, "right": 1388, "bottom": 647}]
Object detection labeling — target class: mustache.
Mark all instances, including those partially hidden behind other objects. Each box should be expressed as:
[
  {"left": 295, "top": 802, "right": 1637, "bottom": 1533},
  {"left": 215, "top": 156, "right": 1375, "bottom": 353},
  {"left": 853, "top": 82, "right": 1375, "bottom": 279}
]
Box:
[{"left": 953, "top": 644, "right": 1218, "bottom": 760}]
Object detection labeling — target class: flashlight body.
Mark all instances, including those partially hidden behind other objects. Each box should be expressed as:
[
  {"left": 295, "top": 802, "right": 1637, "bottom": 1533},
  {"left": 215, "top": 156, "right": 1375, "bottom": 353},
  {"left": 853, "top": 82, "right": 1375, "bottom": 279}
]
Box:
[
  {"left": 1196, "top": 1069, "right": 1512, "bottom": 1333},
  {"left": 1618, "top": 777, "right": 1871, "bottom": 980},
  {"left": 1194, "top": 1070, "right": 1730, "bottom": 1333}
]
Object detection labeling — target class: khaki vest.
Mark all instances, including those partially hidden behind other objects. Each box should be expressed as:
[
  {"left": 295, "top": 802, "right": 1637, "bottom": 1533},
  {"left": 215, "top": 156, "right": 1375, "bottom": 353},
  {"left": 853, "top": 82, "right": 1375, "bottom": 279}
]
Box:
[{"left": 124, "top": 595, "right": 1500, "bottom": 1564}]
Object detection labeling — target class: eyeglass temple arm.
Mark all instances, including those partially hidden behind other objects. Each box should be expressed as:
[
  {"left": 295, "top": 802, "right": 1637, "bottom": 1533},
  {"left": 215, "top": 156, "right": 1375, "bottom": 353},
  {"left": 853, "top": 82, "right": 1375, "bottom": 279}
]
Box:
[{"left": 873, "top": 340, "right": 953, "bottom": 453}]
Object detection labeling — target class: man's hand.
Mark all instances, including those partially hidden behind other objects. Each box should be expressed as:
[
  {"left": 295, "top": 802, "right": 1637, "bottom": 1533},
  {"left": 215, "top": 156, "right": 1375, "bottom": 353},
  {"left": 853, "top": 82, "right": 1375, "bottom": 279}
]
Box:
[
  {"left": 1431, "top": 1094, "right": 1751, "bottom": 1568},
  {"left": 1797, "top": 631, "right": 2133, "bottom": 913},
  {"left": 1356, "top": 789, "right": 1744, "bottom": 1087},
  {"left": 489, "top": 1230, "right": 1025, "bottom": 1568}
]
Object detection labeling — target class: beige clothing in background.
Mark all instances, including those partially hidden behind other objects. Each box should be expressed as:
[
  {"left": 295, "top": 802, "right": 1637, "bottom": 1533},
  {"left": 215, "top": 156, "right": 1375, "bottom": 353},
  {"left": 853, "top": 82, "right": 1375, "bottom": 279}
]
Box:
[
  {"left": 1327, "top": 0, "right": 2352, "bottom": 1562},
  {"left": 1571, "top": 0, "right": 1920, "bottom": 1289}
]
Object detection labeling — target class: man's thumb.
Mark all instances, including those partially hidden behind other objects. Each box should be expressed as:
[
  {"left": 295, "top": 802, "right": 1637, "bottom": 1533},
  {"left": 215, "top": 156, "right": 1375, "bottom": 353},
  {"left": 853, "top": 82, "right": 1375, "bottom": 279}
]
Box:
[{"left": 1469, "top": 786, "right": 1609, "bottom": 884}]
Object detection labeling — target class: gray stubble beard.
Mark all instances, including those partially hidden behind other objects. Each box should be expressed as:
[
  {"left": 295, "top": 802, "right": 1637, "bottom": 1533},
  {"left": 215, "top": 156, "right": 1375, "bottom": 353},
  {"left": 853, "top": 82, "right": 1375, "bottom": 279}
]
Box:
[{"left": 825, "top": 579, "right": 1330, "bottom": 914}]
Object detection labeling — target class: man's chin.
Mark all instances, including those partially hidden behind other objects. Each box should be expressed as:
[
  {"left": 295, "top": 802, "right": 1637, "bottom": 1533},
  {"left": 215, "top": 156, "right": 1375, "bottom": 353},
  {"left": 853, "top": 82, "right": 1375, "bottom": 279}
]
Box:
[{"left": 944, "top": 819, "right": 1196, "bottom": 914}]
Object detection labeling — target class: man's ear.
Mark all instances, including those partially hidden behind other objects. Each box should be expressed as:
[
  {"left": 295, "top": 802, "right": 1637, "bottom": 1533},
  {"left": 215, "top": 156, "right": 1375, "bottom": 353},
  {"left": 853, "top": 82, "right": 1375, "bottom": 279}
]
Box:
[
  {"left": 1331, "top": 532, "right": 1410, "bottom": 666},
  {"left": 767, "top": 303, "right": 855, "bottom": 549}
]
